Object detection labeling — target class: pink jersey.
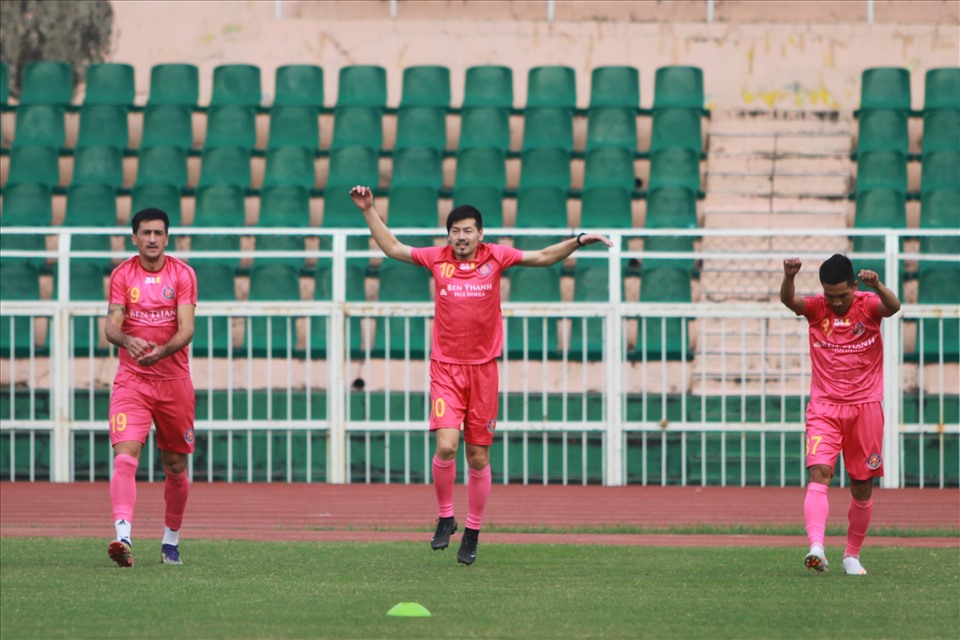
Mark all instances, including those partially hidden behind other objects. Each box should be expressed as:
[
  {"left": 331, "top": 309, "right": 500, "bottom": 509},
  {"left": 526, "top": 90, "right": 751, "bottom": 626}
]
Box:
[
  {"left": 108, "top": 255, "right": 198, "bottom": 379},
  {"left": 800, "top": 291, "right": 885, "bottom": 404},
  {"left": 411, "top": 243, "right": 524, "bottom": 365}
]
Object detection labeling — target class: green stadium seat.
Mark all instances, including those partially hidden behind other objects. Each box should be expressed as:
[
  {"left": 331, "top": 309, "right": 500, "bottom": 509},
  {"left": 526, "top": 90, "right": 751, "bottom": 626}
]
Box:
[
  {"left": 262, "top": 146, "right": 316, "bottom": 190},
  {"left": 20, "top": 61, "right": 73, "bottom": 106},
  {"left": 852, "top": 189, "right": 907, "bottom": 282},
  {"left": 64, "top": 184, "right": 117, "bottom": 227},
  {"left": 395, "top": 107, "right": 446, "bottom": 152},
  {"left": 69, "top": 260, "right": 108, "bottom": 356},
  {"left": 400, "top": 66, "right": 450, "bottom": 109},
  {"left": 311, "top": 260, "right": 366, "bottom": 358},
  {"left": 514, "top": 186, "right": 567, "bottom": 252},
  {"left": 521, "top": 107, "right": 573, "bottom": 152},
  {"left": 336, "top": 66, "right": 387, "bottom": 109},
  {"left": 193, "top": 184, "right": 245, "bottom": 228},
  {"left": 210, "top": 64, "right": 261, "bottom": 108},
  {"left": 518, "top": 148, "right": 570, "bottom": 191},
  {"left": 648, "top": 148, "right": 700, "bottom": 193},
  {"left": 0, "top": 262, "right": 42, "bottom": 357},
  {"left": 583, "top": 147, "right": 636, "bottom": 192},
  {"left": 373, "top": 260, "right": 430, "bottom": 358},
  {"left": 130, "top": 185, "right": 182, "bottom": 226},
  {"left": 12, "top": 105, "right": 65, "bottom": 148},
  {"left": 135, "top": 145, "right": 188, "bottom": 188},
  {"left": 391, "top": 147, "right": 442, "bottom": 190},
  {"left": 585, "top": 108, "right": 637, "bottom": 153},
  {"left": 924, "top": 68, "right": 960, "bottom": 111},
  {"left": 920, "top": 189, "right": 960, "bottom": 256},
  {"left": 70, "top": 145, "right": 123, "bottom": 188},
  {"left": 330, "top": 107, "right": 383, "bottom": 151},
  {"left": 141, "top": 105, "right": 193, "bottom": 150},
  {"left": 917, "top": 267, "right": 960, "bottom": 362},
  {"left": 259, "top": 185, "right": 310, "bottom": 227},
  {"left": 247, "top": 263, "right": 301, "bottom": 356},
  {"left": 635, "top": 267, "right": 692, "bottom": 361},
  {"left": 197, "top": 146, "right": 251, "bottom": 190},
  {"left": 506, "top": 266, "right": 561, "bottom": 359},
  {"left": 922, "top": 111, "right": 960, "bottom": 154},
  {"left": 458, "top": 107, "right": 510, "bottom": 152},
  {"left": 859, "top": 67, "right": 911, "bottom": 112},
  {"left": 191, "top": 262, "right": 236, "bottom": 357},
  {"left": 274, "top": 64, "right": 324, "bottom": 109},
  {"left": 650, "top": 109, "right": 703, "bottom": 154},
  {"left": 147, "top": 64, "right": 199, "bottom": 107},
  {"left": 190, "top": 233, "right": 241, "bottom": 267},
  {"left": 652, "top": 66, "right": 704, "bottom": 111},
  {"left": 387, "top": 185, "right": 439, "bottom": 233},
  {"left": 327, "top": 145, "right": 379, "bottom": 191},
  {"left": 580, "top": 187, "right": 632, "bottom": 229},
  {"left": 83, "top": 63, "right": 135, "bottom": 107},
  {"left": 526, "top": 66, "right": 576, "bottom": 109},
  {"left": 0, "top": 183, "right": 52, "bottom": 226},
  {"left": 267, "top": 105, "right": 319, "bottom": 151},
  {"left": 454, "top": 148, "right": 506, "bottom": 190},
  {"left": 6, "top": 145, "right": 59, "bottom": 188},
  {"left": 462, "top": 65, "right": 513, "bottom": 109},
  {"left": 569, "top": 260, "right": 617, "bottom": 360},
  {"left": 0, "top": 61, "right": 8, "bottom": 107},
  {"left": 204, "top": 106, "right": 256, "bottom": 149},
  {"left": 589, "top": 66, "right": 639, "bottom": 110},
  {"left": 856, "top": 110, "right": 909, "bottom": 155},
  {"left": 920, "top": 150, "right": 960, "bottom": 194},
  {"left": 645, "top": 187, "right": 698, "bottom": 229},
  {"left": 255, "top": 231, "right": 305, "bottom": 271},
  {"left": 854, "top": 151, "right": 907, "bottom": 195},
  {"left": 76, "top": 105, "right": 129, "bottom": 150},
  {"left": 452, "top": 186, "right": 503, "bottom": 231},
  {"left": 643, "top": 233, "right": 696, "bottom": 274}
]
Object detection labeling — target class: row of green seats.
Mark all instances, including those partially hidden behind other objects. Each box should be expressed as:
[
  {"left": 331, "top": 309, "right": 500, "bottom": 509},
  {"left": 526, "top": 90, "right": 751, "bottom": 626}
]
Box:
[{"left": 857, "top": 67, "right": 959, "bottom": 114}]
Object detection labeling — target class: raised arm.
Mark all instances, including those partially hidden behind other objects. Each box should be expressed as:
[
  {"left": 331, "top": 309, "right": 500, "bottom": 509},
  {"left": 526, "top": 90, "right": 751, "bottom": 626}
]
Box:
[
  {"left": 858, "top": 269, "right": 901, "bottom": 317},
  {"left": 518, "top": 232, "right": 614, "bottom": 268},
  {"left": 780, "top": 258, "right": 806, "bottom": 315},
  {"left": 349, "top": 185, "right": 415, "bottom": 264}
]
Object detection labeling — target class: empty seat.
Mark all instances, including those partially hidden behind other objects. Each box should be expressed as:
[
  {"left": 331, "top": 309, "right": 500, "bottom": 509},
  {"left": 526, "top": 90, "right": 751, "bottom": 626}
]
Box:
[
  {"left": 583, "top": 147, "right": 636, "bottom": 192},
  {"left": 589, "top": 66, "right": 640, "bottom": 110},
  {"left": 262, "top": 146, "right": 316, "bottom": 190},
  {"left": 645, "top": 187, "right": 698, "bottom": 229},
  {"left": 463, "top": 65, "right": 513, "bottom": 109},
  {"left": 458, "top": 107, "right": 510, "bottom": 152},
  {"left": 400, "top": 65, "right": 450, "bottom": 109},
  {"left": 210, "top": 64, "right": 261, "bottom": 108},
  {"left": 635, "top": 267, "right": 692, "bottom": 361},
  {"left": 373, "top": 261, "right": 430, "bottom": 358},
  {"left": 83, "top": 63, "right": 135, "bottom": 107},
  {"left": 147, "top": 64, "right": 199, "bottom": 107},
  {"left": 922, "top": 111, "right": 960, "bottom": 154},
  {"left": 70, "top": 146, "right": 123, "bottom": 188},
  {"left": 652, "top": 66, "right": 704, "bottom": 111},
  {"left": 454, "top": 148, "right": 506, "bottom": 190},
  {"left": 851, "top": 188, "right": 907, "bottom": 281},
  {"left": 197, "top": 147, "right": 252, "bottom": 190},
  {"left": 274, "top": 64, "right": 324, "bottom": 109},
  {"left": 569, "top": 259, "right": 617, "bottom": 360},
  {"left": 130, "top": 185, "right": 182, "bottom": 226},
  {"left": 259, "top": 185, "right": 310, "bottom": 227},
  {"left": 267, "top": 105, "right": 319, "bottom": 150},
  {"left": 514, "top": 187, "right": 567, "bottom": 250},
  {"left": 855, "top": 150, "right": 907, "bottom": 195},
  {"left": 135, "top": 145, "right": 188, "bottom": 188},
  {"left": 12, "top": 105, "right": 65, "bottom": 148},
  {"left": 311, "top": 261, "right": 366, "bottom": 358},
  {"left": 0, "top": 184, "right": 50, "bottom": 267},
  {"left": 322, "top": 146, "right": 380, "bottom": 229},
  {"left": 247, "top": 263, "right": 301, "bottom": 356},
  {"left": 526, "top": 66, "right": 576, "bottom": 109},
  {"left": 506, "top": 266, "right": 561, "bottom": 359},
  {"left": 193, "top": 184, "right": 246, "bottom": 228},
  {"left": 336, "top": 65, "right": 387, "bottom": 109},
  {"left": 0, "top": 262, "right": 42, "bottom": 357},
  {"left": 76, "top": 105, "right": 129, "bottom": 150},
  {"left": 330, "top": 107, "right": 383, "bottom": 151},
  {"left": 920, "top": 150, "right": 960, "bottom": 194},
  {"left": 395, "top": 106, "right": 447, "bottom": 152},
  {"left": 6, "top": 145, "right": 59, "bottom": 189},
  {"left": 920, "top": 189, "right": 960, "bottom": 256},
  {"left": 191, "top": 262, "right": 236, "bottom": 356},
  {"left": 855, "top": 110, "right": 909, "bottom": 155},
  {"left": 649, "top": 109, "right": 703, "bottom": 154},
  {"left": 204, "top": 106, "right": 256, "bottom": 149},
  {"left": 451, "top": 186, "right": 504, "bottom": 231},
  {"left": 69, "top": 260, "right": 108, "bottom": 356},
  {"left": 391, "top": 147, "right": 442, "bottom": 190},
  {"left": 522, "top": 107, "right": 573, "bottom": 152},
  {"left": 923, "top": 67, "right": 960, "bottom": 111},
  {"left": 585, "top": 108, "right": 637, "bottom": 153},
  {"left": 518, "top": 148, "right": 571, "bottom": 192},
  {"left": 917, "top": 267, "right": 960, "bottom": 362},
  {"left": 580, "top": 187, "right": 632, "bottom": 229},
  {"left": 64, "top": 184, "right": 117, "bottom": 227},
  {"left": 648, "top": 148, "right": 701, "bottom": 193},
  {"left": 141, "top": 105, "right": 193, "bottom": 150},
  {"left": 387, "top": 185, "right": 440, "bottom": 229},
  {"left": 859, "top": 67, "right": 911, "bottom": 112},
  {"left": 20, "top": 61, "right": 73, "bottom": 106}
]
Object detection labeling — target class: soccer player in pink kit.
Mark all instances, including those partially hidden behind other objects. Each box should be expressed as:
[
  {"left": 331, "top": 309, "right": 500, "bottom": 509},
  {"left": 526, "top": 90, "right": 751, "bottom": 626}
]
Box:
[
  {"left": 350, "top": 185, "right": 612, "bottom": 565},
  {"left": 780, "top": 254, "right": 901, "bottom": 575},
  {"left": 104, "top": 208, "right": 198, "bottom": 567}
]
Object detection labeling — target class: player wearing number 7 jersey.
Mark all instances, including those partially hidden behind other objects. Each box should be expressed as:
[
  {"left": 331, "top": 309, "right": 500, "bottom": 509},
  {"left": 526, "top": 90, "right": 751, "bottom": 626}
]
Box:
[
  {"left": 781, "top": 254, "right": 900, "bottom": 576},
  {"left": 350, "top": 186, "right": 612, "bottom": 565},
  {"left": 104, "top": 208, "right": 197, "bottom": 568}
]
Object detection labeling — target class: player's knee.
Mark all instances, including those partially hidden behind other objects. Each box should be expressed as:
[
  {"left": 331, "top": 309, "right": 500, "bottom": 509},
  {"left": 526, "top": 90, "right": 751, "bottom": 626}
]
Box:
[{"left": 807, "top": 464, "right": 833, "bottom": 485}]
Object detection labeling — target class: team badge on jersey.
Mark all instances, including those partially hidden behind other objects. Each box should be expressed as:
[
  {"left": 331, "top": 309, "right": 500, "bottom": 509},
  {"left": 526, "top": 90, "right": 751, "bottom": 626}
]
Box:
[
  {"left": 476, "top": 263, "right": 493, "bottom": 278},
  {"left": 852, "top": 322, "right": 865, "bottom": 336},
  {"left": 866, "top": 453, "right": 882, "bottom": 470},
  {"left": 162, "top": 287, "right": 175, "bottom": 300},
  {"left": 183, "top": 428, "right": 195, "bottom": 445}
]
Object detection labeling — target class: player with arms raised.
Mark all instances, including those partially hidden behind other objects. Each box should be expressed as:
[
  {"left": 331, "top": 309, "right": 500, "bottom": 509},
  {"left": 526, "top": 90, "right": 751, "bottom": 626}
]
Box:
[
  {"left": 104, "top": 208, "right": 198, "bottom": 567},
  {"left": 781, "top": 254, "right": 901, "bottom": 575},
  {"left": 350, "top": 185, "right": 612, "bottom": 565}
]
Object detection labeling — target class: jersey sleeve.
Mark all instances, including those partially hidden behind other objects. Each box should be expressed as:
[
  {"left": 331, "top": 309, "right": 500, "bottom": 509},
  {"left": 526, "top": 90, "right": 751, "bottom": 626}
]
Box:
[
  {"left": 802, "top": 295, "right": 824, "bottom": 320},
  {"left": 865, "top": 292, "right": 884, "bottom": 321},
  {"left": 490, "top": 243, "right": 524, "bottom": 270},
  {"left": 108, "top": 264, "right": 127, "bottom": 306},
  {"left": 177, "top": 263, "right": 199, "bottom": 305},
  {"left": 410, "top": 245, "right": 442, "bottom": 268}
]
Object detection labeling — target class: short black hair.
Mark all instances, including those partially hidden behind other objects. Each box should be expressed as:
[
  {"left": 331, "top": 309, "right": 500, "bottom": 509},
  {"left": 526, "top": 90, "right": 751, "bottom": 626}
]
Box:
[
  {"left": 446, "top": 204, "right": 483, "bottom": 232},
  {"left": 819, "top": 253, "right": 855, "bottom": 285},
  {"left": 131, "top": 208, "right": 169, "bottom": 234}
]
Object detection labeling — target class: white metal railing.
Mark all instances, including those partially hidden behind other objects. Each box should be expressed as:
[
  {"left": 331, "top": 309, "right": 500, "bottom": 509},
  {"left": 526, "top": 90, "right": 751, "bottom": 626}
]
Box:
[{"left": 1, "top": 227, "right": 958, "bottom": 486}]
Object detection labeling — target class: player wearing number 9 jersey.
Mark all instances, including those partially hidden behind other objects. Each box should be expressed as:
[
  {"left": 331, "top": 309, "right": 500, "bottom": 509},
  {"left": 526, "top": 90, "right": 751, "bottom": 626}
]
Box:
[
  {"left": 350, "top": 185, "right": 613, "bottom": 565},
  {"left": 104, "top": 208, "right": 198, "bottom": 568},
  {"left": 781, "top": 254, "right": 901, "bottom": 576}
]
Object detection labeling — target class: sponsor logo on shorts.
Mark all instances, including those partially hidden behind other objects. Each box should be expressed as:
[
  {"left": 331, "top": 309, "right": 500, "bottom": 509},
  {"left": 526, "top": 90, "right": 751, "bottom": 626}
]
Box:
[
  {"left": 866, "top": 453, "right": 882, "bottom": 470},
  {"left": 476, "top": 263, "right": 493, "bottom": 278},
  {"left": 183, "top": 428, "right": 195, "bottom": 444},
  {"left": 852, "top": 322, "right": 865, "bottom": 336},
  {"left": 162, "top": 286, "right": 175, "bottom": 300},
  {"left": 486, "top": 418, "right": 496, "bottom": 434}
]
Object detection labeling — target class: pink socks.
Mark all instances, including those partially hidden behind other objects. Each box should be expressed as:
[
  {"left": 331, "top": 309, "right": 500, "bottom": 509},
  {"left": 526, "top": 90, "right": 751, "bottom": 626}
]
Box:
[
  {"left": 163, "top": 468, "right": 190, "bottom": 531},
  {"left": 110, "top": 453, "right": 139, "bottom": 524},
  {"left": 845, "top": 497, "right": 873, "bottom": 558},
  {"left": 466, "top": 465, "right": 492, "bottom": 530},
  {"left": 432, "top": 455, "right": 456, "bottom": 518},
  {"left": 804, "top": 482, "right": 830, "bottom": 547}
]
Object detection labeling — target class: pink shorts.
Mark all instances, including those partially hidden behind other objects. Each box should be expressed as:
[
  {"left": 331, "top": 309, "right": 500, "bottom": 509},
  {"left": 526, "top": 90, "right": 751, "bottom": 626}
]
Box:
[
  {"left": 109, "top": 368, "right": 196, "bottom": 454},
  {"left": 429, "top": 359, "right": 499, "bottom": 446},
  {"left": 805, "top": 401, "right": 884, "bottom": 480}
]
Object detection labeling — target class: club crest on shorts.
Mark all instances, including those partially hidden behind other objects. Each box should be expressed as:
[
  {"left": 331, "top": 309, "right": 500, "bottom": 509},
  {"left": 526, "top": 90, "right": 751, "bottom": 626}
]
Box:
[
  {"left": 162, "top": 286, "right": 175, "bottom": 300},
  {"left": 866, "top": 453, "right": 882, "bottom": 470},
  {"left": 183, "top": 428, "right": 195, "bottom": 444},
  {"left": 486, "top": 418, "right": 496, "bottom": 434}
]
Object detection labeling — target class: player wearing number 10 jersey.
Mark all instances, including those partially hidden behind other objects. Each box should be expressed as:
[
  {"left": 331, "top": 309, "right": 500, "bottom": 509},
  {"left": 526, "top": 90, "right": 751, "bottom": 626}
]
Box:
[
  {"left": 104, "top": 208, "right": 198, "bottom": 568},
  {"left": 350, "top": 185, "right": 613, "bottom": 565}
]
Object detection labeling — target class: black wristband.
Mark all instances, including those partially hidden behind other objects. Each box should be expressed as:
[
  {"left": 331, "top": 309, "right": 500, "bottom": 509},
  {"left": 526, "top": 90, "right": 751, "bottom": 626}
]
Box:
[{"left": 576, "top": 232, "right": 586, "bottom": 246}]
